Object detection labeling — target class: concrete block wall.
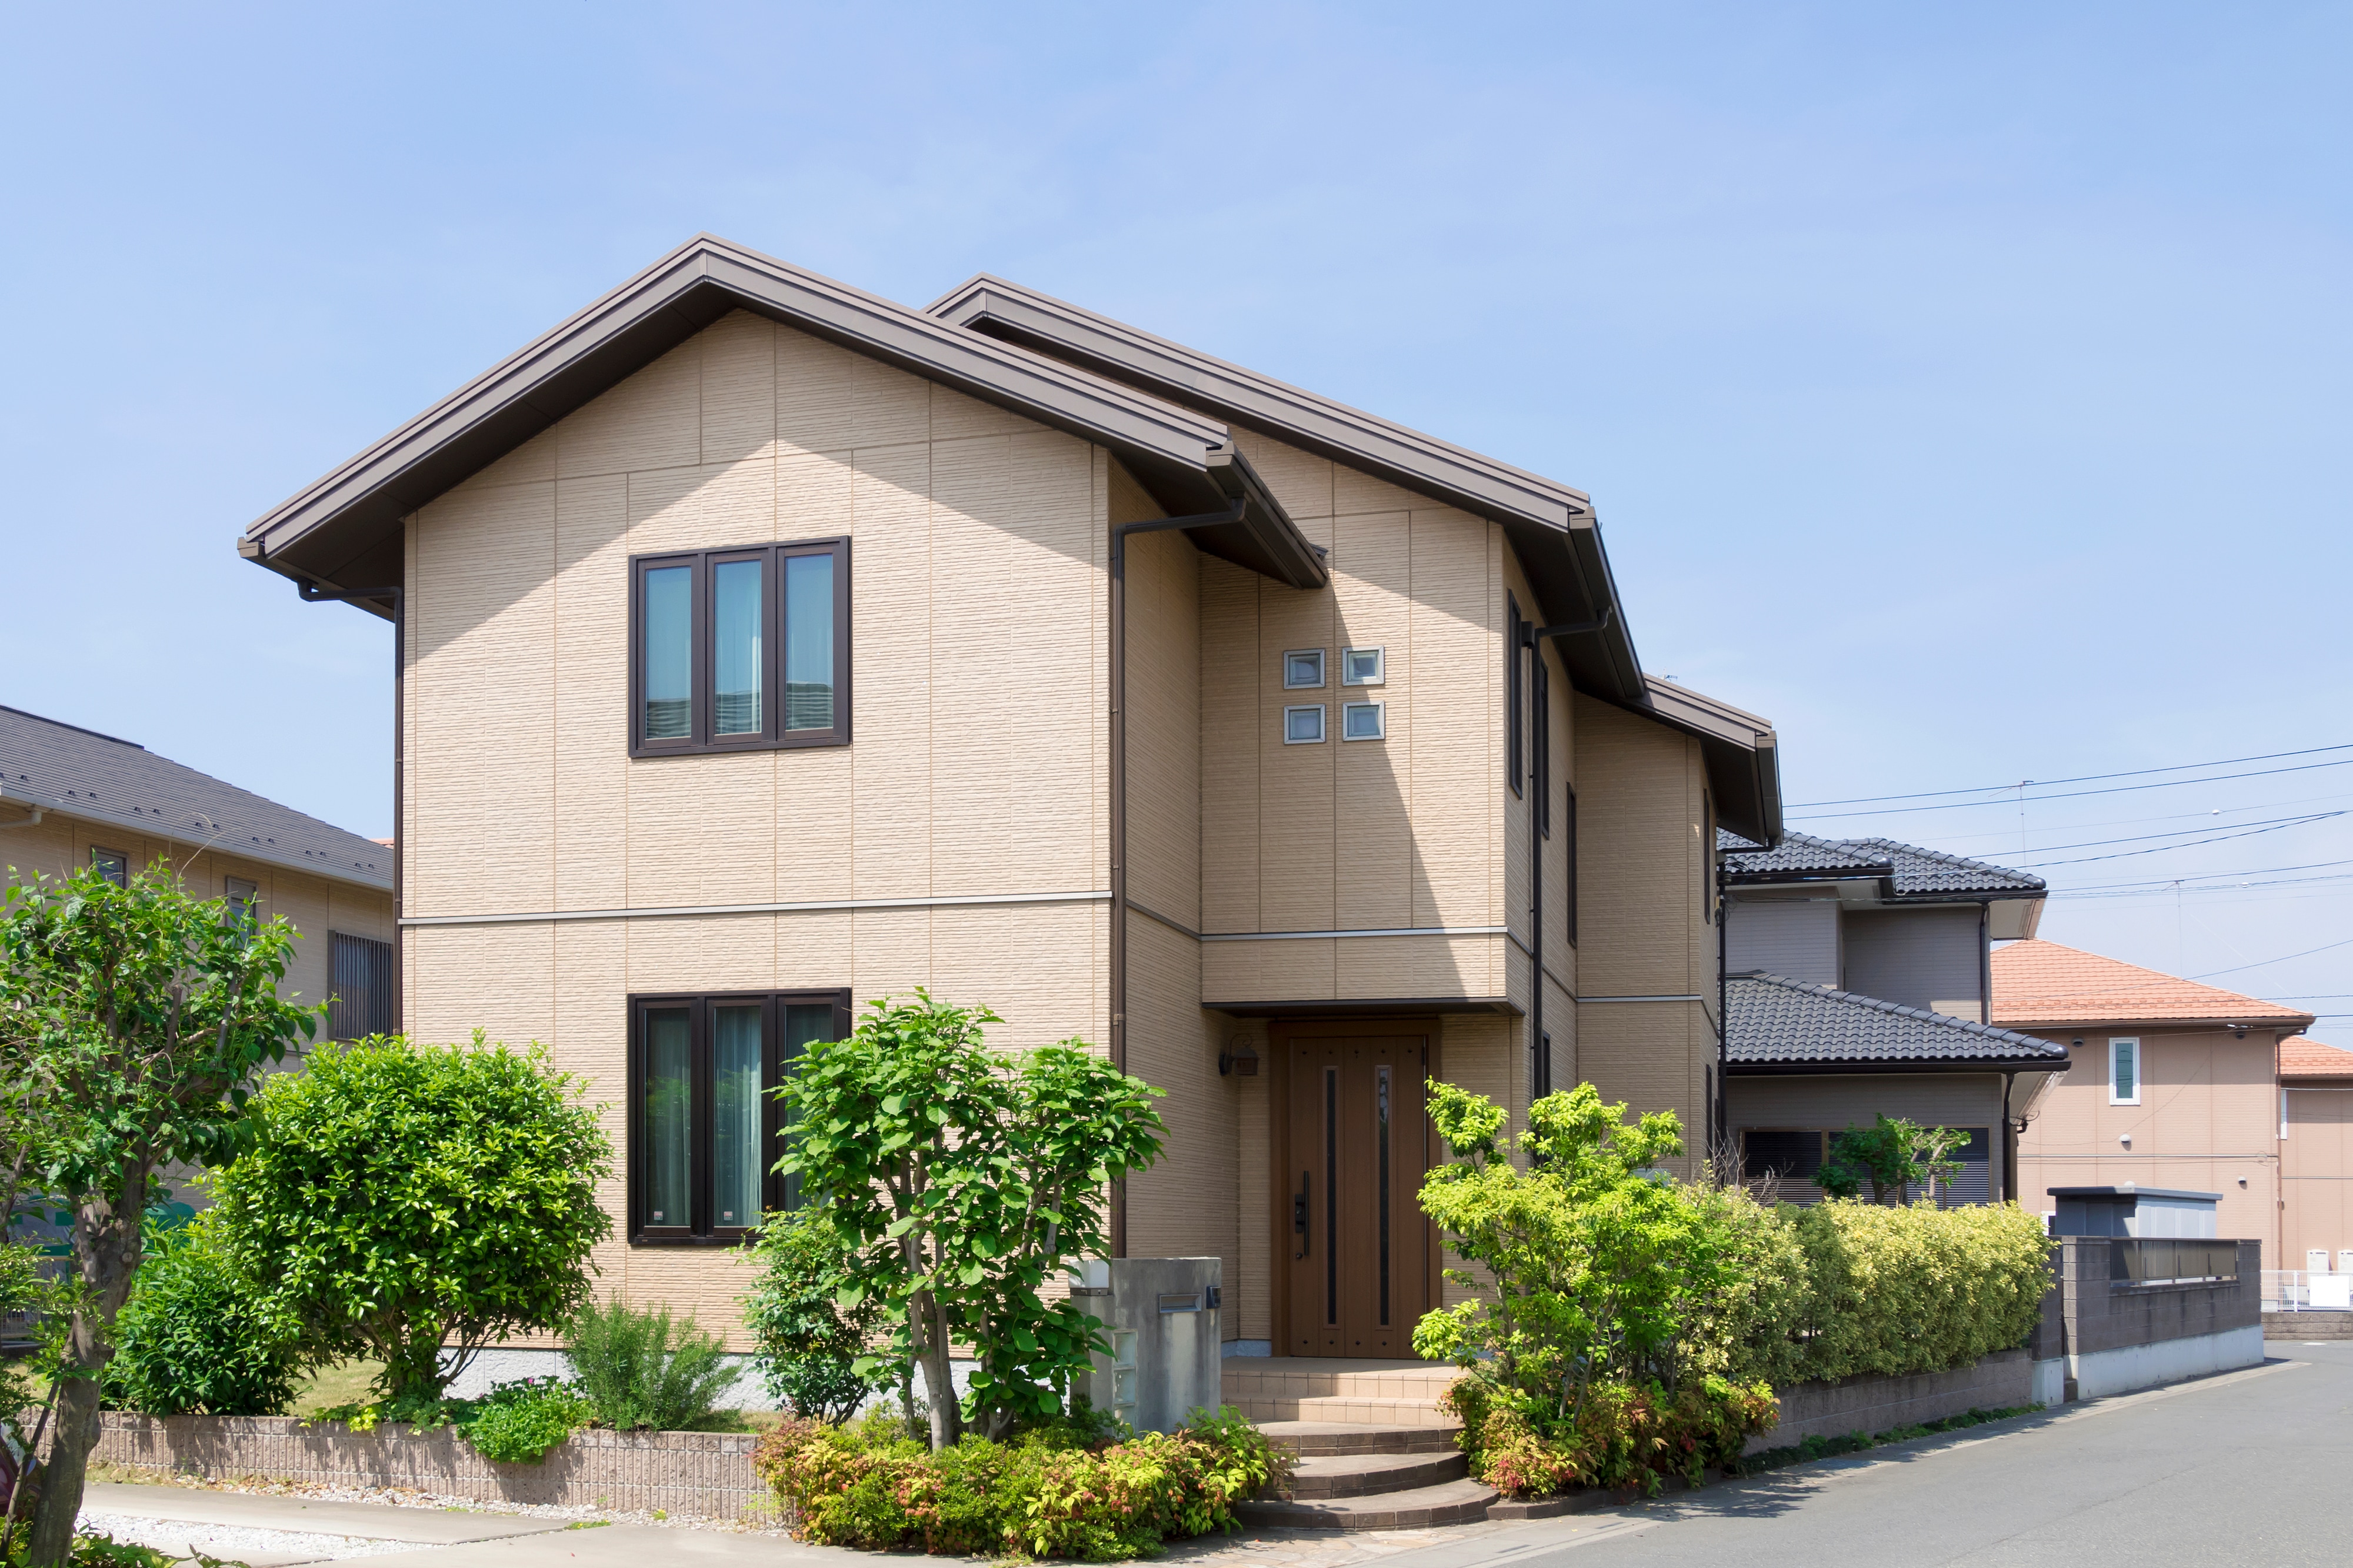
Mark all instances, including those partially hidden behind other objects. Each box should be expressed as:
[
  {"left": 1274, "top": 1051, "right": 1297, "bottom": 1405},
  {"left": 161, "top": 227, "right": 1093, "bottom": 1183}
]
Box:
[
  {"left": 1748, "top": 1349, "right": 2032, "bottom": 1454},
  {"left": 2057, "top": 1239, "right": 2261, "bottom": 1356}
]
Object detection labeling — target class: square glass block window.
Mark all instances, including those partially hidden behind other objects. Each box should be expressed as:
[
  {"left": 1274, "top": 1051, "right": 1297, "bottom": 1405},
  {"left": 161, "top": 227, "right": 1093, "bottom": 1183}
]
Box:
[
  {"left": 1342, "top": 646, "right": 1385, "bottom": 686},
  {"left": 1284, "top": 704, "right": 1327, "bottom": 744},
  {"left": 1283, "top": 649, "right": 1326, "bottom": 689},
  {"left": 1342, "top": 700, "right": 1386, "bottom": 740}
]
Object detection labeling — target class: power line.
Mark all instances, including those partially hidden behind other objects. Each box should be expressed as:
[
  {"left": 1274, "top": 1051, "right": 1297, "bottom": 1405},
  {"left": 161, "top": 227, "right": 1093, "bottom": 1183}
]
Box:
[
  {"left": 1791, "top": 758, "right": 2353, "bottom": 820},
  {"left": 2012, "top": 816, "right": 2342, "bottom": 869},
  {"left": 1945, "top": 810, "right": 2345, "bottom": 860},
  {"left": 2059, "top": 856, "right": 2353, "bottom": 893},
  {"left": 1787, "top": 743, "right": 2353, "bottom": 809},
  {"left": 2189, "top": 934, "right": 2353, "bottom": 979}
]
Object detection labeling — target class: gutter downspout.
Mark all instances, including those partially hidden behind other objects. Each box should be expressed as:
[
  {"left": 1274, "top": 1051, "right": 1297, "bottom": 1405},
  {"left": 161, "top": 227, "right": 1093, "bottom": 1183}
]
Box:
[
  {"left": 0, "top": 805, "right": 44, "bottom": 830},
  {"left": 294, "top": 576, "right": 404, "bottom": 1036},
  {"left": 1109, "top": 496, "right": 1246, "bottom": 1259}
]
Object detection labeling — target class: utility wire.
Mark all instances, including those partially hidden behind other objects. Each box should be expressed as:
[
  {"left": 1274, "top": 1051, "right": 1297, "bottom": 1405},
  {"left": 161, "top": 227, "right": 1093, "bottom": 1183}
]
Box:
[
  {"left": 1928, "top": 810, "right": 2345, "bottom": 860},
  {"left": 2189, "top": 934, "right": 2353, "bottom": 979},
  {"left": 1791, "top": 758, "right": 2353, "bottom": 820},
  {"left": 2010, "top": 816, "right": 2339, "bottom": 869},
  {"left": 1787, "top": 743, "right": 2353, "bottom": 809}
]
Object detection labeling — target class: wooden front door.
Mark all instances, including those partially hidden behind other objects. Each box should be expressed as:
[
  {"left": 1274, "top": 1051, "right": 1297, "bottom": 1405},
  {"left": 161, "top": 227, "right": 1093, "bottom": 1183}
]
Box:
[{"left": 1281, "top": 1033, "right": 1432, "bottom": 1357}]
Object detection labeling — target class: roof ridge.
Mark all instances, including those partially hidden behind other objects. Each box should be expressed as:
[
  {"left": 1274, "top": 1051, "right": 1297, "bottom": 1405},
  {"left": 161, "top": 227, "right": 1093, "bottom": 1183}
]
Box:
[{"left": 1850, "top": 835, "right": 2038, "bottom": 882}]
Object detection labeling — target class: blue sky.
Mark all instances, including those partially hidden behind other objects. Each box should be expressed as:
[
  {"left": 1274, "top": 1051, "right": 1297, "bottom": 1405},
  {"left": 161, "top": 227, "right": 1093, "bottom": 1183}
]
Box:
[{"left": 4, "top": 3, "right": 2348, "bottom": 1037}]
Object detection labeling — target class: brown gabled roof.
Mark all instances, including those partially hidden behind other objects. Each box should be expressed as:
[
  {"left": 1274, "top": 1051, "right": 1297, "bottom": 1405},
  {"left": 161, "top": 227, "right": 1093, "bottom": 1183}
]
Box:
[
  {"left": 1990, "top": 939, "right": 2316, "bottom": 1031},
  {"left": 2281, "top": 1036, "right": 2353, "bottom": 1081}
]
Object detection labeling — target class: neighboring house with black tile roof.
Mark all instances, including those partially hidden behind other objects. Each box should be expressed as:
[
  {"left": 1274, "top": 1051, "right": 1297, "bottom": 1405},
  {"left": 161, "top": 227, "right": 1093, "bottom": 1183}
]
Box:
[
  {"left": 0, "top": 703, "right": 395, "bottom": 1043},
  {"left": 1717, "top": 830, "right": 2062, "bottom": 1205}
]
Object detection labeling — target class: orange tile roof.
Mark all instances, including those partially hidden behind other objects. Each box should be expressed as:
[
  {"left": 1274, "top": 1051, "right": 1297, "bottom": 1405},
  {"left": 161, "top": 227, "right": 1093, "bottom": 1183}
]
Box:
[
  {"left": 1990, "top": 939, "right": 2316, "bottom": 1029},
  {"left": 2281, "top": 1035, "right": 2353, "bottom": 1080}
]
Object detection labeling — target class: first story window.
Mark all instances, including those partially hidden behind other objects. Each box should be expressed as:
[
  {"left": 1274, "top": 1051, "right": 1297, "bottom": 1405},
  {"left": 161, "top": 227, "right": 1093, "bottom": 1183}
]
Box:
[
  {"left": 89, "top": 846, "right": 128, "bottom": 887},
  {"left": 329, "top": 932, "right": 394, "bottom": 1042},
  {"left": 629, "top": 989, "right": 847, "bottom": 1242},
  {"left": 224, "top": 876, "right": 258, "bottom": 929},
  {"left": 630, "top": 538, "right": 851, "bottom": 756},
  {"left": 2109, "top": 1037, "right": 2141, "bottom": 1105}
]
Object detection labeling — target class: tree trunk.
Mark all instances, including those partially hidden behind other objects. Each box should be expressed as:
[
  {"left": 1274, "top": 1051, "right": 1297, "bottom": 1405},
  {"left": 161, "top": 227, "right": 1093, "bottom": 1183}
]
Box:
[
  {"left": 29, "top": 1173, "right": 149, "bottom": 1565},
  {"left": 916, "top": 1290, "right": 959, "bottom": 1451}
]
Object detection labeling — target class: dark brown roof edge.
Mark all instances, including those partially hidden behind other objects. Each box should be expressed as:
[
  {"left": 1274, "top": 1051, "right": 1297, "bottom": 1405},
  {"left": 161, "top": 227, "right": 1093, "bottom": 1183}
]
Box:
[{"left": 239, "top": 236, "right": 1328, "bottom": 610}]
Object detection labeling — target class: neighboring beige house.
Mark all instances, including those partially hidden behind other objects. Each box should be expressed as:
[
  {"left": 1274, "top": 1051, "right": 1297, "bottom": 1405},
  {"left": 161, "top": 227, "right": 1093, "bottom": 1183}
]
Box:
[
  {"left": 235, "top": 235, "right": 1782, "bottom": 1357},
  {"left": 1718, "top": 831, "right": 2066, "bottom": 1203},
  {"left": 1996, "top": 939, "right": 2314, "bottom": 1261},
  {"left": 0, "top": 703, "right": 396, "bottom": 1042},
  {"left": 2279, "top": 1035, "right": 2353, "bottom": 1277}
]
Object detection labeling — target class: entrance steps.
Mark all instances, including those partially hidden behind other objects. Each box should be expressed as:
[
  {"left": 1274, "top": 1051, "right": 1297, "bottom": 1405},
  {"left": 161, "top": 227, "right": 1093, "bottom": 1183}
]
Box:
[
  {"left": 1228, "top": 1360, "right": 1494, "bottom": 1529},
  {"left": 1221, "top": 1357, "right": 1463, "bottom": 1428}
]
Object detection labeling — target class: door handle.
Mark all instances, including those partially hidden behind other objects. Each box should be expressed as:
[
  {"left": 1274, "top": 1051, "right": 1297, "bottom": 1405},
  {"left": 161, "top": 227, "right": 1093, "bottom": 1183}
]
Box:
[{"left": 1294, "top": 1171, "right": 1310, "bottom": 1259}]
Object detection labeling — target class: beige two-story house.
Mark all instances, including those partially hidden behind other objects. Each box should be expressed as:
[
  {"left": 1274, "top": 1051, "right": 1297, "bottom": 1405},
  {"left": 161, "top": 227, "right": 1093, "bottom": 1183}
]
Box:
[{"left": 237, "top": 236, "right": 1780, "bottom": 1358}]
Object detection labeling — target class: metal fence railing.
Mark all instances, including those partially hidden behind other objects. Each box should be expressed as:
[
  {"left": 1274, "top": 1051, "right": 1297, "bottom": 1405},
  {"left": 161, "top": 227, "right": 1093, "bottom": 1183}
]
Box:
[
  {"left": 2264, "top": 1269, "right": 2353, "bottom": 1311},
  {"left": 2108, "top": 1237, "right": 2240, "bottom": 1285}
]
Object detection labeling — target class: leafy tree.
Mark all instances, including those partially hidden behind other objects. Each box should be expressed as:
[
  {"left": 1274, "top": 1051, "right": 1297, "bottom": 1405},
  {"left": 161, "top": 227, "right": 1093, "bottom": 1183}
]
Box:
[
  {"left": 1816, "top": 1115, "right": 1967, "bottom": 1205},
  {"left": 0, "top": 863, "right": 319, "bottom": 1565},
  {"left": 742, "top": 1206, "right": 892, "bottom": 1423},
  {"left": 209, "top": 1033, "right": 613, "bottom": 1408},
  {"left": 776, "top": 993, "right": 1165, "bottom": 1450}
]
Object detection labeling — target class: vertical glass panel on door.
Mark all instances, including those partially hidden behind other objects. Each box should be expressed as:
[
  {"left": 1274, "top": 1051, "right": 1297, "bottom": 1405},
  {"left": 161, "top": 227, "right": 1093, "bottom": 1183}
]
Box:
[
  {"left": 711, "top": 1005, "right": 765, "bottom": 1229},
  {"left": 776, "top": 1003, "right": 835, "bottom": 1212},
  {"left": 784, "top": 553, "right": 834, "bottom": 731},
  {"left": 644, "top": 1007, "right": 693, "bottom": 1227},
  {"left": 712, "top": 560, "right": 764, "bottom": 736},
  {"left": 642, "top": 566, "right": 694, "bottom": 740}
]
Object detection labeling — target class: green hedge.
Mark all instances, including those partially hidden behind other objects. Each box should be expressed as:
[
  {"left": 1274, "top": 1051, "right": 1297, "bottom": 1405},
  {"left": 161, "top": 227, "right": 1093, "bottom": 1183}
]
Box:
[{"left": 1788, "top": 1200, "right": 2053, "bottom": 1382}]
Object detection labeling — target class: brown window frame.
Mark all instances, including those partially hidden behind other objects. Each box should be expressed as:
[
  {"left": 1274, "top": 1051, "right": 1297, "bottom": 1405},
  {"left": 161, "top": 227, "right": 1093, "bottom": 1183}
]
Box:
[
  {"left": 626, "top": 538, "right": 852, "bottom": 757},
  {"left": 1506, "top": 593, "right": 1525, "bottom": 799},
  {"left": 626, "top": 988, "right": 850, "bottom": 1246},
  {"left": 89, "top": 846, "right": 129, "bottom": 888},
  {"left": 1563, "top": 785, "right": 1578, "bottom": 948}
]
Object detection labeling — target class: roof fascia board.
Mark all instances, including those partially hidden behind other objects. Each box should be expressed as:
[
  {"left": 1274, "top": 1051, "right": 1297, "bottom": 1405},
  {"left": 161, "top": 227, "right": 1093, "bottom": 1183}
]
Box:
[
  {"left": 926, "top": 276, "right": 1591, "bottom": 529},
  {"left": 242, "top": 237, "right": 1326, "bottom": 590},
  {"left": 1725, "top": 1059, "right": 2063, "bottom": 1076},
  {"left": 1996, "top": 1012, "right": 2318, "bottom": 1032},
  {"left": 1609, "top": 675, "right": 1783, "bottom": 845},
  {"left": 0, "top": 783, "right": 393, "bottom": 894}
]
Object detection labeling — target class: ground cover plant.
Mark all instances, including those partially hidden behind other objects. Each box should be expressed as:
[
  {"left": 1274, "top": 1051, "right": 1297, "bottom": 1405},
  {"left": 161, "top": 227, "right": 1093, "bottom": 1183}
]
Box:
[
  {"left": 0, "top": 863, "right": 319, "bottom": 1566},
  {"left": 775, "top": 992, "right": 1165, "bottom": 1449},
  {"left": 208, "top": 1032, "right": 612, "bottom": 1408},
  {"left": 751, "top": 1404, "right": 1290, "bottom": 1560},
  {"left": 1727, "top": 1403, "right": 2045, "bottom": 1476}
]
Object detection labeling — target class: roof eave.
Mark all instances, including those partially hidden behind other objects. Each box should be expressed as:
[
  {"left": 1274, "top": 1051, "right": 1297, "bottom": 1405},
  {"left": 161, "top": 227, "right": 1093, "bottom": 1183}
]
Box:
[
  {"left": 1725, "top": 1056, "right": 2067, "bottom": 1076},
  {"left": 1995, "top": 1013, "right": 2318, "bottom": 1033},
  {"left": 241, "top": 236, "right": 1319, "bottom": 598},
  {"left": 1625, "top": 676, "right": 1783, "bottom": 846},
  {"left": 0, "top": 783, "right": 394, "bottom": 895}
]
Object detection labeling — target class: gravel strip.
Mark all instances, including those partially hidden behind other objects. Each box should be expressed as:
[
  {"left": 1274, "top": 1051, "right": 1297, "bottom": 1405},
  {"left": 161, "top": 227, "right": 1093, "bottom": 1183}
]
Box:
[{"left": 78, "top": 1510, "right": 451, "bottom": 1562}]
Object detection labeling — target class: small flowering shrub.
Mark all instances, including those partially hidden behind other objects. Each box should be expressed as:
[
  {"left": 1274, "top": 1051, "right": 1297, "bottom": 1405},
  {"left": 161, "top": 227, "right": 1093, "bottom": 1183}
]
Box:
[
  {"left": 1442, "top": 1374, "right": 1776, "bottom": 1497},
  {"left": 750, "top": 1404, "right": 1292, "bottom": 1560}
]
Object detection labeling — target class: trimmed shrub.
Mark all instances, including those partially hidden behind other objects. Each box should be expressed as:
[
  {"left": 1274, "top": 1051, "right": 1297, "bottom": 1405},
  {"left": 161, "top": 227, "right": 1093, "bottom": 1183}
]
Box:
[
  {"left": 566, "top": 1296, "right": 736, "bottom": 1432},
  {"left": 458, "top": 1379, "right": 590, "bottom": 1464},
  {"left": 108, "top": 1215, "right": 299, "bottom": 1417},
  {"left": 751, "top": 1404, "right": 1291, "bottom": 1559},
  {"left": 1789, "top": 1199, "right": 2053, "bottom": 1381},
  {"left": 210, "top": 1032, "right": 614, "bottom": 1404},
  {"left": 741, "top": 1208, "right": 889, "bottom": 1423}
]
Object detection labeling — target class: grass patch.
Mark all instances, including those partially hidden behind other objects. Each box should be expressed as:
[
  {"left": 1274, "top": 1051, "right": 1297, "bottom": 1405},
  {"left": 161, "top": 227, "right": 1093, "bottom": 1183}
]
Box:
[
  {"left": 1727, "top": 1403, "right": 2043, "bottom": 1477},
  {"left": 288, "top": 1359, "right": 385, "bottom": 1418},
  {"left": 564, "top": 1520, "right": 612, "bottom": 1530}
]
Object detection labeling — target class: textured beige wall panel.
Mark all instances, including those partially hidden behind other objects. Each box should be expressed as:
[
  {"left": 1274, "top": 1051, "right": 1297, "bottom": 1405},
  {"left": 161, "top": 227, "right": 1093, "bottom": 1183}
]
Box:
[
  {"left": 774, "top": 748, "right": 856, "bottom": 903},
  {"left": 1258, "top": 572, "right": 1338, "bottom": 933},
  {"left": 698, "top": 311, "right": 778, "bottom": 468},
  {"left": 1331, "top": 510, "right": 1413, "bottom": 929},
  {"left": 1407, "top": 511, "right": 1497, "bottom": 932},
  {"left": 1122, "top": 919, "right": 1236, "bottom": 1310},
  {"left": 1229, "top": 1017, "right": 1273, "bottom": 1341},
  {"left": 848, "top": 353, "right": 932, "bottom": 451},
  {"left": 775, "top": 449, "right": 856, "bottom": 538},
  {"left": 549, "top": 919, "right": 632, "bottom": 1300},
  {"left": 451, "top": 426, "right": 557, "bottom": 494},
  {"left": 405, "top": 922, "right": 556, "bottom": 1049},
  {"left": 409, "top": 479, "right": 557, "bottom": 916},
  {"left": 775, "top": 327, "right": 863, "bottom": 457},
  {"left": 1572, "top": 695, "right": 1705, "bottom": 999},
  {"left": 624, "top": 912, "right": 777, "bottom": 994},
  {"left": 925, "top": 902, "right": 1101, "bottom": 1050},
  {"left": 552, "top": 474, "right": 631, "bottom": 912},
  {"left": 1574, "top": 999, "right": 1709, "bottom": 1178},
  {"left": 1329, "top": 935, "right": 1497, "bottom": 1000},
  {"left": 1228, "top": 428, "right": 1333, "bottom": 540},
  {"left": 1125, "top": 523, "right": 1201, "bottom": 926},
  {"left": 1199, "top": 556, "right": 1262, "bottom": 934},
  {"left": 556, "top": 339, "right": 701, "bottom": 481},
  {"left": 1204, "top": 936, "right": 1337, "bottom": 1004},
  {"left": 1439, "top": 1013, "right": 1511, "bottom": 1305},
  {"left": 848, "top": 442, "right": 934, "bottom": 900}
]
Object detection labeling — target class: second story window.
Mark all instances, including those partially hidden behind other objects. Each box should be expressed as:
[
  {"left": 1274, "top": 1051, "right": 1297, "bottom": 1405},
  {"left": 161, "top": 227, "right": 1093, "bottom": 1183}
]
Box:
[
  {"left": 89, "top": 846, "right": 128, "bottom": 887},
  {"left": 224, "top": 876, "right": 258, "bottom": 930},
  {"left": 630, "top": 539, "right": 851, "bottom": 756},
  {"left": 2109, "top": 1037, "right": 2141, "bottom": 1106}
]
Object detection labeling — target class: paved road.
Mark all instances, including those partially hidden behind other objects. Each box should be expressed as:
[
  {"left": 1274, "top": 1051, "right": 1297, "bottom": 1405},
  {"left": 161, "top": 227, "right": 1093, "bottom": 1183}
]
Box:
[{"left": 1377, "top": 1339, "right": 2353, "bottom": 1568}]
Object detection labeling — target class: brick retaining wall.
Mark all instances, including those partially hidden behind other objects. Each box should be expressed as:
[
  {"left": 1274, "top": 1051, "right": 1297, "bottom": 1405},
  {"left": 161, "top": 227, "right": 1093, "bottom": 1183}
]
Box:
[
  {"left": 85, "top": 1414, "right": 777, "bottom": 1524},
  {"left": 1744, "top": 1348, "right": 2033, "bottom": 1454}
]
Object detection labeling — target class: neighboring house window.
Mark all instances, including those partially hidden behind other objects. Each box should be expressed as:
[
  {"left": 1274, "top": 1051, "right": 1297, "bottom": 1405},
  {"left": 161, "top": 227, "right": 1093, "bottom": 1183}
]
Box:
[
  {"left": 89, "top": 847, "right": 129, "bottom": 887},
  {"left": 329, "top": 932, "right": 394, "bottom": 1042},
  {"left": 629, "top": 539, "right": 851, "bottom": 756},
  {"left": 1564, "top": 786, "right": 1578, "bottom": 948},
  {"left": 2109, "top": 1037, "right": 2141, "bottom": 1105},
  {"left": 1506, "top": 595, "right": 1524, "bottom": 799},
  {"left": 1741, "top": 1128, "right": 1825, "bottom": 1183},
  {"left": 1283, "top": 649, "right": 1326, "bottom": 689},
  {"left": 629, "top": 990, "right": 848, "bottom": 1242},
  {"left": 1284, "top": 705, "right": 1326, "bottom": 744},
  {"left": 224, "top": 876, "right": 258, "bottom": 929}
]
